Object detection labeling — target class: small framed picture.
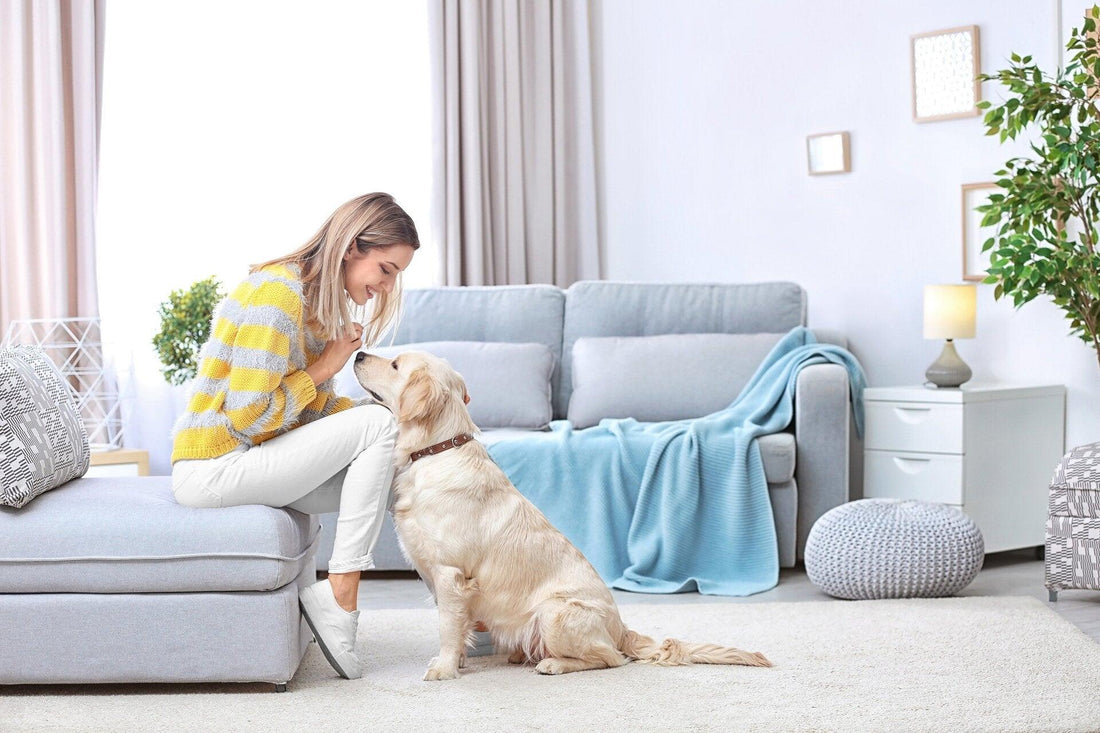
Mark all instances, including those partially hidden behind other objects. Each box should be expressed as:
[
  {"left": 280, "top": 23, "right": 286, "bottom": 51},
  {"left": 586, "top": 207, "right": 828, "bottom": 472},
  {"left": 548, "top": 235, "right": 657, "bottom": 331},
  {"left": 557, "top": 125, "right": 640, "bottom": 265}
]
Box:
[
  {"left": 961, "top": 182, "right": 998, "bottom": 281},
  {"left": 806, "top": 132, "right": 851, "bottom": 175},
  {"left": 911, "top": 25, "right": 981, "bottom": 122}
]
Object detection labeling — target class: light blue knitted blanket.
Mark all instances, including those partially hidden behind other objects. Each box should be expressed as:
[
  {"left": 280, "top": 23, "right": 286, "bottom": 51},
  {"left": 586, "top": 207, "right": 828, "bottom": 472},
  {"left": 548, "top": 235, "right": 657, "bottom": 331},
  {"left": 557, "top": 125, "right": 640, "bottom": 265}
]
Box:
[{"left": 486, "top": 327, "right": 866, "bottom": 596}]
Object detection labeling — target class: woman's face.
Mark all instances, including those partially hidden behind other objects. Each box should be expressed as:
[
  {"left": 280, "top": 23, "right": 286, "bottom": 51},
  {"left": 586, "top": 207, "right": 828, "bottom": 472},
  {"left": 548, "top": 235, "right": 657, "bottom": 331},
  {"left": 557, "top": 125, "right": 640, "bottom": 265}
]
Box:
[{"left": 343, "top": 243, "right": 415, "bottom": 306}]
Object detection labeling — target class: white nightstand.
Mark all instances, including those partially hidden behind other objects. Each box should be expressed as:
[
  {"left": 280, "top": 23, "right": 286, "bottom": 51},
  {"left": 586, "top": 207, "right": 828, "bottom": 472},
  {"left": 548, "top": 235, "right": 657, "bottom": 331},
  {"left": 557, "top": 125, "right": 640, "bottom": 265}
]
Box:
[{"left": 863, "top": 384, "right": 1065, "bottom": 553}]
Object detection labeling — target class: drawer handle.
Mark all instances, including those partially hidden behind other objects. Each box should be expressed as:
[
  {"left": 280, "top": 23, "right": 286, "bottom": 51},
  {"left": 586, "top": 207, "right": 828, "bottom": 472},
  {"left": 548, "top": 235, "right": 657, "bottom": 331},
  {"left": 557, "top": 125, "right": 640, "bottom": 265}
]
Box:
[
  {"left": 893, "top": 456, "right": 931, "bottom": 474},
  {"left": 893, "top": 406, "right": 932, "bottom": 424}
]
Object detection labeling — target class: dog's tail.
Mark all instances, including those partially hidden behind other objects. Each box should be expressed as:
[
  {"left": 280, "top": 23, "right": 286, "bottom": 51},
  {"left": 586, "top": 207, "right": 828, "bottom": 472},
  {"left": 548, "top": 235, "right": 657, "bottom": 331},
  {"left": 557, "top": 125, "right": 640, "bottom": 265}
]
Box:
[{"left": 619, "top": 628, "right": 772, "bottom": 668}]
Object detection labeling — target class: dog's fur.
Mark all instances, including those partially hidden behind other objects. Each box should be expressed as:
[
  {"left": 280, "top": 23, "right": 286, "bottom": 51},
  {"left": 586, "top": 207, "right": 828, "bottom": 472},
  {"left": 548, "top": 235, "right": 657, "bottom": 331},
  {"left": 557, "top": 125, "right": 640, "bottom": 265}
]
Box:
[{"left": 354, "top": 350, "right": 772, "bottom": 681}]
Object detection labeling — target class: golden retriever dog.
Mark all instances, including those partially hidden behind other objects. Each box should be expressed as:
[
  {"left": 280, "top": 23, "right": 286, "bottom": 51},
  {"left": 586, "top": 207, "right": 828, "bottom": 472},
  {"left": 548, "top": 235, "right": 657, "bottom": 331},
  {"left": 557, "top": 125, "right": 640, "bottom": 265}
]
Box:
[{"left": 353, "top": 350, "right": 772, "bottom": 681}]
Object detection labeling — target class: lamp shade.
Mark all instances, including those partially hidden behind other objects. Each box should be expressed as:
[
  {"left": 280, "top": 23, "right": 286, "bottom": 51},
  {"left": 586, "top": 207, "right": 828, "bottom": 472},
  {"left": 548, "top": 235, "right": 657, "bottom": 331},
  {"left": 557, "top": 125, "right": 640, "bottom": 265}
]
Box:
[{"left": 923, "top": 284, "right": 976, "bottom": 339}]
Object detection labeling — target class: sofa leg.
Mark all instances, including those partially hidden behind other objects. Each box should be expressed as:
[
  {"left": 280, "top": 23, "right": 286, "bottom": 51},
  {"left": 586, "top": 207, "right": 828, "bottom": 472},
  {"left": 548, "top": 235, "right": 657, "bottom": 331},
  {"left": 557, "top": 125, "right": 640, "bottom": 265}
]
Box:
[
  {"left": 274, "top": 683, "right": 288, "bottom": 693},
  {"left": 1048, "top": 589, "right": 1058, "bottom": 603}
]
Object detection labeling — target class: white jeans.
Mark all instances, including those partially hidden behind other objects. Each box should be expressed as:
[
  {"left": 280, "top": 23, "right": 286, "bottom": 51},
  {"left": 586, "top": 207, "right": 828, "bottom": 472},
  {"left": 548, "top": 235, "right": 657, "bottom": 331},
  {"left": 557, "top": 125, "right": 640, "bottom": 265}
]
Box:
[{"left": 171, "top": 404, "right": 398, "bottom": 574}]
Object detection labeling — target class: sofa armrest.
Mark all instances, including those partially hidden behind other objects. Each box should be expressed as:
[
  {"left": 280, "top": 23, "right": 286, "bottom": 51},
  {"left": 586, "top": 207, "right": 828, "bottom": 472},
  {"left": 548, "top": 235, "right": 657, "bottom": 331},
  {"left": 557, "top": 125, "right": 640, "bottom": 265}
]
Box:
[{"left": 793, "top": 362, "right": 851, "bottom": 560}]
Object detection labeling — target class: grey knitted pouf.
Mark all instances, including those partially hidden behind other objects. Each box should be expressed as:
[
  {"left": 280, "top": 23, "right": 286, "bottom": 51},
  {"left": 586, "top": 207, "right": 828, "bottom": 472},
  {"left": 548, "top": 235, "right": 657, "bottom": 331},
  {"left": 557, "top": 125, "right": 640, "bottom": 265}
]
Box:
[{"left": 805, "top": 499, "right": 985, "bottom": 600}]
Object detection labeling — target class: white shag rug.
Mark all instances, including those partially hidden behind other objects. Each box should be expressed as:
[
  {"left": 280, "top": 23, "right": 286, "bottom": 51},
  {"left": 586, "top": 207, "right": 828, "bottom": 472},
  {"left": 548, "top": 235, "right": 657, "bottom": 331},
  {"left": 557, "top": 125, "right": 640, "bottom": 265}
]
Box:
[{"left": 3, "top": 596, "right": 1099, "bottom": 732}]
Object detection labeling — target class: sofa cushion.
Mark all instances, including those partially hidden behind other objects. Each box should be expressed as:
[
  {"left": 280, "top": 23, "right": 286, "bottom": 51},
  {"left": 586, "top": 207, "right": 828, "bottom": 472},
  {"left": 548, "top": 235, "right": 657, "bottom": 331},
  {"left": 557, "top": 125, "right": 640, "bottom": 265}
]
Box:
[
  {"left": 560, "top": 281, "right": 806, "bottom": 418},
  {"left": 0, "top": 345, "right": 90, "bottom": 508},
  {"left": 757, "top": 432, "right": 796, "bottom": 484},
  {"left": 0, "top": 477, "right": 317, "bottom": 593},
  {"left": 390, "top": 284, "right": 564, "bottom": 404},
  {"left": 567, "top": 332, "right": 787, "bottom": 428},
  {"left": 476, "top": 427, "right": 552, "bottom": 446},
  {"left": 477, "top": 427, "right": 794, "bottom": 485},
  {"left": 337, "top": 340, "right": 555, "bottom": 429}
]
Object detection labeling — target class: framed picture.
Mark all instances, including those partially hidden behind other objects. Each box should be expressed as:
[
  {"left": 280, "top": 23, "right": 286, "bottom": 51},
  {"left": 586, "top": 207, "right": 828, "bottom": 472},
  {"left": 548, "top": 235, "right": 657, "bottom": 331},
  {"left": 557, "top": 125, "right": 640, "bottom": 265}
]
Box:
[
  {"left": 911, "top": 25, "right": 981, "bottom": 122},
  {"left": 806, "top": 131, "right": 851, "bottom": 175},
  {"left": 961, "top": 182, "right": 998, "bottom": 281}
]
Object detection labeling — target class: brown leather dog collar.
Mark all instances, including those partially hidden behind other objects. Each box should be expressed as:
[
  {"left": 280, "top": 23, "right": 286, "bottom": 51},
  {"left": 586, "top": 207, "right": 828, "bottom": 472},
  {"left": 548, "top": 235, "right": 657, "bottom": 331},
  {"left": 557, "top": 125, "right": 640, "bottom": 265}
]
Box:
[{"left": 409, "top": 433, "right": 475, "bottom": 462}]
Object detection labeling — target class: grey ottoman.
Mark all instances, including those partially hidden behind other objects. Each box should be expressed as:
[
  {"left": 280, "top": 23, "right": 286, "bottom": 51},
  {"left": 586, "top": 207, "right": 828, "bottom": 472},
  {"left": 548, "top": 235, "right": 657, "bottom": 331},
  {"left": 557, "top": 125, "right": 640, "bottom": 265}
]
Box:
[
  {"left": 0, "top": 476, "right": 319, "bottom": 689},
  {"left": 805, "top": 499, "right": 985, "bottom": 600},
  {"left": 1046, "top": 442, "right": 1100, "bottom": 601}
]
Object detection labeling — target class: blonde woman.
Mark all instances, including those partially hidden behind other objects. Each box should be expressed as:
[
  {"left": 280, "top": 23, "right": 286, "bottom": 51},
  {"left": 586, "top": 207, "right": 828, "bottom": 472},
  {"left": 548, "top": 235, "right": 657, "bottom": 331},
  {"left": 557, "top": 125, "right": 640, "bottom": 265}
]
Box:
[{"left": 171, "top": 192, "right": 418, "bottom": 680}]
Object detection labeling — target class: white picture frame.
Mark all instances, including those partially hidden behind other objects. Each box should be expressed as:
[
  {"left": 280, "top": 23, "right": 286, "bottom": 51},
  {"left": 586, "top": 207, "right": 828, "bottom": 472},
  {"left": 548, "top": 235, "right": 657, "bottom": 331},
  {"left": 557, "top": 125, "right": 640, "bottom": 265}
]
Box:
[
  {"left": 806, "top": 131, "right": 851, "bottom": 175},
  {"left": 911, "top": 25, "right": 982, "bottom": 122},
  {"left": 961, "top": 182, "right": 998, "bottom": 282}
]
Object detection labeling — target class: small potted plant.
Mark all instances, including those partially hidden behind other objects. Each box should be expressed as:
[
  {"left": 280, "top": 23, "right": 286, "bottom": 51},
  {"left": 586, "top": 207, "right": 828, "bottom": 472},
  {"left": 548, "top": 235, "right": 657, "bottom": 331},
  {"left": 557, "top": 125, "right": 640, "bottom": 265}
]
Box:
[
  {"left": 152, "top": 276, "right": 224, "bottom": 386},
  {"left": 976, "top": 6, "right": 1100, "bottom": 371}
]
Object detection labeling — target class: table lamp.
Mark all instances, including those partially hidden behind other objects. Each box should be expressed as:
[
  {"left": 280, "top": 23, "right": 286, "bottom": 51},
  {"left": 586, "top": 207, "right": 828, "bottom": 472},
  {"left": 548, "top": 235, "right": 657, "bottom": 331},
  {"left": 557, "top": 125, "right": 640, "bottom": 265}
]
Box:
[{"left": 923, "top": 284, "right": 976, "bottom": 388}]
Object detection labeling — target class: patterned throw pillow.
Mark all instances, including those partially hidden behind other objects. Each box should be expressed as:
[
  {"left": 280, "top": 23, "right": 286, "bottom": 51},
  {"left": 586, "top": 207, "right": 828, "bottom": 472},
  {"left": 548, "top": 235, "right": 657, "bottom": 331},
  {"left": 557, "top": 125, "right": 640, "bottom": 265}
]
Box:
[{"left": 0, "top": 345, "right": 90, "bottom": 508}]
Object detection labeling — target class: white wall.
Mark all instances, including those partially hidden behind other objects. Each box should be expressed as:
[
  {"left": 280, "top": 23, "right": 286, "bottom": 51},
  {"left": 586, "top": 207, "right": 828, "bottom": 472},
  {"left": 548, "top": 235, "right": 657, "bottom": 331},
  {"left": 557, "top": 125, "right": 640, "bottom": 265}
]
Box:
[
  {"left": 595, "top": 0, "right": 1098, "bottom": 451},
  {"left": 98, "top": 1, "right": 1098, "bottom": 475},
  {"left": 97, "top": 1, "right": 433, "bottom": 474}
]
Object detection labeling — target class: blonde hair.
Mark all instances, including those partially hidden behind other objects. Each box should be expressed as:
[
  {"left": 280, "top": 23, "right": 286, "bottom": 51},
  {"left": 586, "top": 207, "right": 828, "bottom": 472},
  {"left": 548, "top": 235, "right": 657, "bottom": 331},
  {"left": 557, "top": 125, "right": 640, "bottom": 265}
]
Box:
[{"left": 252, "top": 193, "right": 420, "bottom": 344}]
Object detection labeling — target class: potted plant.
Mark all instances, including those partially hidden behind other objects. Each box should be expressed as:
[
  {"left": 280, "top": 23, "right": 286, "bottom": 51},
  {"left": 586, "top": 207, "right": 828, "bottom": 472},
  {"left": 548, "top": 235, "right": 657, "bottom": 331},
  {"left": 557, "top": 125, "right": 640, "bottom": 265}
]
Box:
[
  {"left": 976, "top": 6, "right": 1100, "bottom": 370},
  {"left": 152, "top": 276, "right": 224, "bottom": 386}
]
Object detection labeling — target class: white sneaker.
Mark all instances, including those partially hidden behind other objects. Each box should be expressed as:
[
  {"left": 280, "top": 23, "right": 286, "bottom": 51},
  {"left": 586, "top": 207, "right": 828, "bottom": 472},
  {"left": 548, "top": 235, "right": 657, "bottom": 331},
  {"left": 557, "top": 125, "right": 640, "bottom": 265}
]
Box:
[{"left": 299, "top": 579, "right": 363, "bottom": 679}]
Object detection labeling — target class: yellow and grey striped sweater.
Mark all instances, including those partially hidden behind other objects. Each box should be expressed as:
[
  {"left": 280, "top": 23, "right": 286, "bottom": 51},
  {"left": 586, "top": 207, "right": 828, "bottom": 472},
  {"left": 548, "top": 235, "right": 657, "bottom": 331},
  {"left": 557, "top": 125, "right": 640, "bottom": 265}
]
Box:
[{"left": 171, "top": 263, "right": 355, "bottom": 463}]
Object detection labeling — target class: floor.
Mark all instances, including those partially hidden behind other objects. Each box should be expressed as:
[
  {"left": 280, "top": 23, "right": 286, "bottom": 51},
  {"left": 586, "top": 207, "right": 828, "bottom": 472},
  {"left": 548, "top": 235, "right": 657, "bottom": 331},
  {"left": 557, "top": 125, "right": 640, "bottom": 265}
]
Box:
[{"left": 351, "top": 548, "right": 1100, "bottom": 643}]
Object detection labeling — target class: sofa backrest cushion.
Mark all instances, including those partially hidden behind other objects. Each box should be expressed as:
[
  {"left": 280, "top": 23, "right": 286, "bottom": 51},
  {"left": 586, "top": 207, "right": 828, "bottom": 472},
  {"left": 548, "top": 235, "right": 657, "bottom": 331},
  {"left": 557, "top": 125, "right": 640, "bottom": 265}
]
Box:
[
  {"left": 559, "top": 281, "right": 806, "bottom": 418},
  {"left": 389, "top": 285, "right": 565, "bottom": 404},
  {"left": 0, "top": 345, "right": 90, "bottom": 508},
  {"left": 350, "top": 340, "right": 554, "bottom": 429},
  {"left": 567, "top": 332, "right": 788, "bottom": 428}
]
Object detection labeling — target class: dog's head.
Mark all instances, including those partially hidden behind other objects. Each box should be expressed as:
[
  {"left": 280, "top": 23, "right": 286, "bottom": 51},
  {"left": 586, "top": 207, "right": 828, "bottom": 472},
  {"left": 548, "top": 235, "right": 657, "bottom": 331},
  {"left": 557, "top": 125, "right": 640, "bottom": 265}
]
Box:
[{"left": 353, "top": 350, "right": 472, "bottom": 433}]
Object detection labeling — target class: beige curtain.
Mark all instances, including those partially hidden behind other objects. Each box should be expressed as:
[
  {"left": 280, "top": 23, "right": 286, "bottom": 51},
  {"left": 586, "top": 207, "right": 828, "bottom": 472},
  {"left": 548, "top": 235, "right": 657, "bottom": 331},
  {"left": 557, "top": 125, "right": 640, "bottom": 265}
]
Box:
[
  {"left": 0, "top": 0, "right": 105, "bottom": 331},
  {"left": 429, "top": 0, "right": 602, "bottom": 287}
]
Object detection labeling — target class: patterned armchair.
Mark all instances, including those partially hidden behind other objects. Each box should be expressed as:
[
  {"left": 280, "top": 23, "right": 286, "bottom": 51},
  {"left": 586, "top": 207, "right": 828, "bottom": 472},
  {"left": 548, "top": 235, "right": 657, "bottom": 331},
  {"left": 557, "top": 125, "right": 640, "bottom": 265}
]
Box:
[{"left": 1046, "top": 442, "right": 1100, "bottom": 601}]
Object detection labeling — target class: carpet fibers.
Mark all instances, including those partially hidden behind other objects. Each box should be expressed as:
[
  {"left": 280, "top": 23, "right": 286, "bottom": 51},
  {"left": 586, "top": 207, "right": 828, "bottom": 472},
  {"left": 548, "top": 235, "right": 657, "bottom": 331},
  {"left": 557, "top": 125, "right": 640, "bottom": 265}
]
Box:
[{"left": 3, "top": 596, "right": 1099, "bottom": 732}]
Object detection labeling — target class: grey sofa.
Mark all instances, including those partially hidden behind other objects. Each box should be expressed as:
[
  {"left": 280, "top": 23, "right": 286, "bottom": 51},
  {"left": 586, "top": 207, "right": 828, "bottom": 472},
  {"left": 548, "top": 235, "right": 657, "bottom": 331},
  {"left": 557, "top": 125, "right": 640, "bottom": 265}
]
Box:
[
  {"left": 315, "top": 280, "right": 853, "bottom": 572},
  {"left": 0, "top": 478, "right": 317, "bottom": 689},
  {"left": 0, "top": 279, "right": 851, "bottom": 690},
  {"left": 0, "top": 346, "right": 317, "bottom": 690}
]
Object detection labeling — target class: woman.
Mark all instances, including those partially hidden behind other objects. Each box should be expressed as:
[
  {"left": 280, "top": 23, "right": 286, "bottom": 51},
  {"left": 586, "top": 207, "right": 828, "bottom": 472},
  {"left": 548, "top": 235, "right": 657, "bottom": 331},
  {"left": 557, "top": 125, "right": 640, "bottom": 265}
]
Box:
[{"left": 171, "top": 192, "right": 418, "bottom": 680}]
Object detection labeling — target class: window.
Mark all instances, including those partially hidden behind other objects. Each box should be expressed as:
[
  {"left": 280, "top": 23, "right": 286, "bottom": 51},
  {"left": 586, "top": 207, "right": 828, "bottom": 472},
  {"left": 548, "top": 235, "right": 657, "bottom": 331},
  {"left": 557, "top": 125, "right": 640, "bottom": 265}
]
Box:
[{"left": 97, "top": 0, "right": 436, "bottom": 362}]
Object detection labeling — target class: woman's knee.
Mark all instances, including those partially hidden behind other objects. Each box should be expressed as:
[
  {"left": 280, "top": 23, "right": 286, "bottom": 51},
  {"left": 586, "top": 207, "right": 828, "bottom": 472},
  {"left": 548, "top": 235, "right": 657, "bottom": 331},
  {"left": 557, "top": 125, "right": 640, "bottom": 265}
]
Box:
[
  {"left": 350, "top": 403, "right": 398, "bottom": 442},
  {"left": 171, "top": 466, "right": 223, "bottom": 508}
]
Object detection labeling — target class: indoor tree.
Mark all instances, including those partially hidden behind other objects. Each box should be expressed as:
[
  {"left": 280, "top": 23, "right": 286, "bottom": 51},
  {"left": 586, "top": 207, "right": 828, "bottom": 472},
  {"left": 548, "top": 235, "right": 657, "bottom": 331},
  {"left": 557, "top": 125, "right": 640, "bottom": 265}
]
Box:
[
  {"left": 152, "top": 276, "right": 224, "bottom": 386},
  {"left": 977, "top": 6, "right": 1100, "bottom": 370}
]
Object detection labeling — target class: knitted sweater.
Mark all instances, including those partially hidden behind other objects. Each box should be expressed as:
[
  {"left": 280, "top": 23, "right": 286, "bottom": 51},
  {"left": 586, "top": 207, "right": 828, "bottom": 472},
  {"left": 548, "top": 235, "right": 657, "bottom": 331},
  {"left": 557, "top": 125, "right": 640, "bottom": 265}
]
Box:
[{"left": 171, "top": 262, "right": 355, "bottom": 462}]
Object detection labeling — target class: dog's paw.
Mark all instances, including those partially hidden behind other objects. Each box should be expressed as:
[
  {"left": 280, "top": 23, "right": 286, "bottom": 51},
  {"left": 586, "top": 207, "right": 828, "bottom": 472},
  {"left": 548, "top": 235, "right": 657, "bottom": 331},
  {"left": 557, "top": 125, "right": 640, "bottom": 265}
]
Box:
[
  {"left": 535, "top": 658, "right": 567, "bottom": 675},
  {"left": 507, "top": 648, "right": 527, "bottom": 665},
  {"left": 423, "top": 657, "right": 460, "bottom": 681}
]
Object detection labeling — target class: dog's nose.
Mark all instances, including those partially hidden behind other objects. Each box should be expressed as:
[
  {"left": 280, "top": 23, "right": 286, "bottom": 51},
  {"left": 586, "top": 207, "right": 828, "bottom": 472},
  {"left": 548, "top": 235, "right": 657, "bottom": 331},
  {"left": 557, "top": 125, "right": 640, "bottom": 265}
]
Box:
[{"left": 355, "top": 352, "right": 366, "bottom": 363}]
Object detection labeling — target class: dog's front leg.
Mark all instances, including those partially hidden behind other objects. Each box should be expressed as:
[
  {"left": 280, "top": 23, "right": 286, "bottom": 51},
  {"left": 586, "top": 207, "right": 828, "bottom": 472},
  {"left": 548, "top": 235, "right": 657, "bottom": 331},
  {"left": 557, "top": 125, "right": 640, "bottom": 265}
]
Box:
[{"left": 424, "top": 566, "right": 476, "bottom": 681}]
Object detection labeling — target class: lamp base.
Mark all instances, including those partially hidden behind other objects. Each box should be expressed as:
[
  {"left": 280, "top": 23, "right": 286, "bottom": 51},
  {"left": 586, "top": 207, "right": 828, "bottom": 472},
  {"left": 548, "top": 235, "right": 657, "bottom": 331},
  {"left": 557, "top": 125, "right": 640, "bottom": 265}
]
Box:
[{"left": 925, "top": 339, "right": 972, "bottom": 388}]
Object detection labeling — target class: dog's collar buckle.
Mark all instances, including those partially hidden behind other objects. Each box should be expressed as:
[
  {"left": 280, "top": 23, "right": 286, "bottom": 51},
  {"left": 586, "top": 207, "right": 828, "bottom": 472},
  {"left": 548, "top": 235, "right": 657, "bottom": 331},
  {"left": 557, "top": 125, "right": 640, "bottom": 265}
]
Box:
[{"left": 410, "top": 432, "right": 475, "bottom": 462}]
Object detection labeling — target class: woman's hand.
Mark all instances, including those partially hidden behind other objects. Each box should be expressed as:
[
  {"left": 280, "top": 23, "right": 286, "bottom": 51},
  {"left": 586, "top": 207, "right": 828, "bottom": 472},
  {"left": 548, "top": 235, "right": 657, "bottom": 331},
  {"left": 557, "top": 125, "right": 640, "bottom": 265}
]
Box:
[{"left": 306, "top": 323, "right": 364, "bottom": 385}]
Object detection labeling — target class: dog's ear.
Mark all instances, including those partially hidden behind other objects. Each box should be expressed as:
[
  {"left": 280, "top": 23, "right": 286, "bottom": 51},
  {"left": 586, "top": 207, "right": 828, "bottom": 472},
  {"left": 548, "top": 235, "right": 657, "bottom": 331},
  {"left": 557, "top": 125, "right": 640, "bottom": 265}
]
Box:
[{"left": 398, "top": 366, "right": 449, "bottom": 424}]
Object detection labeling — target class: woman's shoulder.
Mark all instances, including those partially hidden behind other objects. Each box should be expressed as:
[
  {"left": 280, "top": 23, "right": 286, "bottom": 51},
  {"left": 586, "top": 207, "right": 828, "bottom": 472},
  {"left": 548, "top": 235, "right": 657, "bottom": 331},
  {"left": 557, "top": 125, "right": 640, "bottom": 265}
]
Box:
[
  {"left": 243, "top": 262, "right": 304, "bottom": 294},
  {"left": 227, "top": 262, "right": 306, "bottom": 314},
  {"left": 251, "top": 261, "right": 303, "bottom": 286}
]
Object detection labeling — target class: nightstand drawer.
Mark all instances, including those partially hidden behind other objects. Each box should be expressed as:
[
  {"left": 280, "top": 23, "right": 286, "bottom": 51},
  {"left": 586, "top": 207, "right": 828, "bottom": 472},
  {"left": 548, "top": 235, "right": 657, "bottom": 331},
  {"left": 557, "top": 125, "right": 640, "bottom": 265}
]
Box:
[
  {"left": 864, "top": 450, "right": 964, "bottom": 504},
  {"left": 864, "top": 402, "right": 963, "bottom": 453}
]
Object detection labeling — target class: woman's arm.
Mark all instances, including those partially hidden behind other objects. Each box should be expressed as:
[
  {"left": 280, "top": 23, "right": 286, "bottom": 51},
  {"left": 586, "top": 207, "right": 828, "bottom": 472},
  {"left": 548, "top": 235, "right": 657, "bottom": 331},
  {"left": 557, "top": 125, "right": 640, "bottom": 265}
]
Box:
[
  {"left": 299, "top": 324, "right": 365, "bottom": 422},
  {"left": 220, "top": 279, "right": 318, "bottom": 437},
  {"left": 305, "top": 360, "right": 336, "bottom": 386}
]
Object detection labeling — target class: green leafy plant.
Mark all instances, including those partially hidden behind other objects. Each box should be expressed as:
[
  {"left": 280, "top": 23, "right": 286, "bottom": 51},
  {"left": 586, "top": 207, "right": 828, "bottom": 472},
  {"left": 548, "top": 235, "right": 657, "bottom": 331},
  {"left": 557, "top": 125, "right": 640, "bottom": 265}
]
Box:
[
  {"left": 976, "top": 6, "right": 1100, "bottom": 370},
  {"left": 152, "top": 276, "right": 225, "bottom": 386}
]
